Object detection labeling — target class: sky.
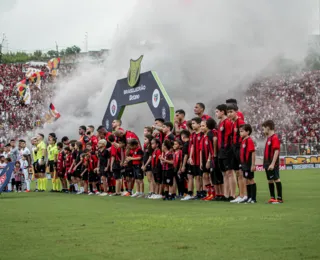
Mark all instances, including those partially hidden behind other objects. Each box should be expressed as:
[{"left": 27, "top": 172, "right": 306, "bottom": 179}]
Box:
[
  {"left": 0, "top": 0, "right": 137, "bottom": 53},
  {"left": 0, "top": 0, "right": 319, "bottom": 54}
]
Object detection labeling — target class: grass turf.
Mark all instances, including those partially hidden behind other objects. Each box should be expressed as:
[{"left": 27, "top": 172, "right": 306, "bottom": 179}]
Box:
[{"left": 1, "top": 169, "right": 320, "bottom": 260}]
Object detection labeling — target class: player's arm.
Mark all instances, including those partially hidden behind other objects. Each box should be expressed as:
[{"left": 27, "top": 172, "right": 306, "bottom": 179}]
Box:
[
  {"left": 268, "top": 150, "right": 279, "bottom": 170},
  {"left": 213, "top": 136, "right": 218, "bottom": 158},
  {"left": 163, "top": 154, "right": 174, "bottom": 165},
  {"left": 178, "top": 152, "right": 183, "bottom": 173},
  {"left": 110, "top": 156, "right": 115, "bottom": 172},
  {"left": 189, "top": 144, "right": 194, "bottom": 165},
  {"left": 80, "top": 168, "right": 87, "bottom": 177},
  {"left": 251, "top": 151, "right": 256, "bottom": 172}
]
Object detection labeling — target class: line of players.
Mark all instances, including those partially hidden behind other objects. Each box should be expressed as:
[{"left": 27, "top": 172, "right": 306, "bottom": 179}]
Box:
[{"left": 27, "top": 99, "right": 283, "bottom": 204}]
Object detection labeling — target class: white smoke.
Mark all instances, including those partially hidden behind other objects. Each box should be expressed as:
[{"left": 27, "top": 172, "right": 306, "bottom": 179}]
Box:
[{"left": 42, "top": 0, "right": 313, "bottom": 140}]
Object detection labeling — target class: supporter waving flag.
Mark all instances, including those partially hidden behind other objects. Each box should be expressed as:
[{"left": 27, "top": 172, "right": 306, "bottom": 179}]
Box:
[{"left": 43, "top": 103, "right": 61, "bottom": 124}]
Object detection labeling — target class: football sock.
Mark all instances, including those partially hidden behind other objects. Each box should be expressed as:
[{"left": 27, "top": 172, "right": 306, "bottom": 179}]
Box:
[
  {"left": 246, "top": 184, "right": 251, "bottom": 199},
  {"left": 268, "top": 183, "right": 275, "bottom": 198},
  {"left": 38, "top": 178, "right": 43, "bottom": 190},
  {"left": 52, "top": 179, "right": 56, "bottom": 191},
  {"left": 56, "top": 179, "right": 61, "bottom": 191},
  {"left": 164, "top": 191, "right": 169, "bottom": 198},
  {"left": 43, "top": 178, "right": 47, "bottom": 191},
  {"left": 89, "top": 184, "right": 93, "bottom": 193},
  {"left": 74, "top": 184, "right": 78, "bottom": 191},
  {"left": 275, "top": 182, "right": 282, "bottom": 199},
  {"left": 252, "top": 183, "right": 257, "bottom": 201},
  {"left": 188, "top": 190, "right": 193, "bottom": 196}
]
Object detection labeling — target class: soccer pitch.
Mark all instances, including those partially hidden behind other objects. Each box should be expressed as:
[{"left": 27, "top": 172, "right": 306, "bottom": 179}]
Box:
[{"left": 1, "top": 169, "right": 319, "bottom": 260}]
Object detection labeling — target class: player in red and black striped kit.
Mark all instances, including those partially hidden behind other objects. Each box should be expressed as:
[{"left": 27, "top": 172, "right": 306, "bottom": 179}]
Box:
[
  {"left": 159, "top": 140, "right": 174, "bottom": 200},
  {"left": 227, "top": 104, "right": 246, "bottom": 203},
  {"left": 188, "top": 117, "right": 203, "bottom": 200},
  {"left": 56, "top": 142, "right": 67, "bottom": 192},
  {"left": 150, "top": 138, "right": 162, "bottom": 199},
  {"left": 262, "top": 120, "right": 283, "bottom": 204},
  {"left": 200, "top": 120, "right": 214, "bottom": 200},
  {"left": 173, "top": 140, "right": 184, "bottom": 197},
  {"left": 110, "top": 136, "right": 125, "bottom": 196},
  {"left": 216, "top": 104, "right": 235, "bottom": 201},
  {"left": 126, "top": 139, "right": 144, "bottom": 197},
  {"left": 239, "top": 124, "right": 257, "bottom": 203}
]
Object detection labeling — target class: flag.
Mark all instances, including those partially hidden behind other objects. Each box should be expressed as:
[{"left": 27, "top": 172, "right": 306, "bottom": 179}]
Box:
[
  {"left": 47, "top": 58, "right": 60, "bottom": 77},
  {"left": 29, "top": 71, "right": 45, "bottom": 90},
  {"left": 43, "top": 103, "right": 61, "bottom": 124},
  {"left": 26, "top": 67, "right": 41, "bottom": 78},
  {"left": 16, "top": 82, "right": 31, "bottom": 105},
  {"left": 23, "top": 86, "right": 31, "bottom": 105},
  {"left": 0, "top": 162, "right": 14, "bottom": 193}
]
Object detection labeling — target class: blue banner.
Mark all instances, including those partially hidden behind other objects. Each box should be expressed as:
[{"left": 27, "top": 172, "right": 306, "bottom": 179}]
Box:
[{"left": 0, "top": 162, "right": 14, "bottom": 193}]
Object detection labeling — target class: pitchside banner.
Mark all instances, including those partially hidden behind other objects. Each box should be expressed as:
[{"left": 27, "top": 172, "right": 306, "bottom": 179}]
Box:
[
  {"left": 102, "top": 55, "right": 174, "bottom": 132},
  {"left": 281, "top": 155, "right": 320, "bottom": 170},
  {"left": 0, "top": 162, "right": 14, "bottom": 193}
]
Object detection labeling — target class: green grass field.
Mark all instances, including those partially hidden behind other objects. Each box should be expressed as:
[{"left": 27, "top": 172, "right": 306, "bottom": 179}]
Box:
[{"left": 1, "top": 169, "right": 320, "bottom": 260}]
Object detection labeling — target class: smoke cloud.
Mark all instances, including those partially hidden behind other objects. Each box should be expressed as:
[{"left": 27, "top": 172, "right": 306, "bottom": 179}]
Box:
[{"left": 42, "top": 0, "right": 313, "bottom": 140}]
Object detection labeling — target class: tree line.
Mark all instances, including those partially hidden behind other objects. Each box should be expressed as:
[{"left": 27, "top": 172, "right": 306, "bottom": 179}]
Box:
[{"left": 0, "top": 45, "right": 81, "bottom": 64}]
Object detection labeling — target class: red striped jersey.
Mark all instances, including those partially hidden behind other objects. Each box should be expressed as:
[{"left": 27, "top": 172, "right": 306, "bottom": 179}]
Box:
[
  {"left": 240, "top": 137, "right": 255, "bottom": 165},
  {"left": 154, "top": 131, "right": 164, "bottom": 145},
  {"left": 232, "top": 118, "right": 245, "bottom": 145},
  {"left": 237, "top": 111, "right": 244, "bottom": 121},
  {"left": 264, "top": 134, "right": 280, "bottom": 167},
  {"left": 128, "top": 147, "right": 143, "bottom": 165},
  {"left": 173, "top": 149, "right": 183, "bottom": 170},
  {"left": 217, "top": 118, "right": 233, "bottom": 149},
  {"left": 56, "top": 151, "right": 64, "bottom": 173},
  {"left": 190, "top": 132, "right": 203, "bottom": 166},
  {"left": 151, "top": 148, "right": 162, "bottom": 170},
  {"left": 65, "top": 154, "right": 73, "bottom": 170},
  {"left": 87, "top": 155, "right": 97, "bottom": 172},
  {"left": 200, "top": 134, "right": 213, "bottom": 165},
  {"left": 201, "top": 114, "right": 211, "bottom": 121},
  {"left": 110, "top": 145, "right": 122, "bottom": 162},
  {"left": 162, "top": 151, "right": 174, "bottom": 171}
]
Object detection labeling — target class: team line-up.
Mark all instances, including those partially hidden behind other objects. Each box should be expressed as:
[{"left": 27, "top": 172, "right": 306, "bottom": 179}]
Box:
[{"left": 0, "top": 99, "right": 283, "bottom": 204}]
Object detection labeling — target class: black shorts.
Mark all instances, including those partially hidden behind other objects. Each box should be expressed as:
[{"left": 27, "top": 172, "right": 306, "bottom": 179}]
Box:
[
  {"left": 191, "top": 165, "right": 202, "bottom": 176},
  {"left": 152, "top": 168, "right": 162, "bottom": 184},
  {"left": 243, "top": 171, "right": 254, "bottom": 179},
  {"left": 100, "top": 167, "right": 108, "bottom": 177},
  {"left": 125, "top": 167, "right": 134, "bottom": 178},
  {"left": 35, "top": 162, "right": 45, "bottom": 173},
  {"left": 162, "top": 170, "right": 174, "bottom": 186},
  {"left": 48, "top": 160, "right": 55, "bottom": 172},
  {"left": 133, "top": 166, "right": 144, "bottom": 180},
  {"left": 107, "top": 171, "right": 113, "bottom": 179},
  {"left": 218, "top": 158, "right": 232, "bottom": 172},
  {"left": 73, "top": 168, "right": 81, "bottom": 178},
  {"left": 67, "top": 173, "right": 72, "bottom": 181},
  {"left": 231, "top": 146, "right": 241, "bottom": 171},
  {"left": 82, "top": 172, "right": 88, "bottom": 181},
  {"left": 113, "top": 170, "right": 121, "bottom": 180},
  {"left": 265, "top": 167, "right": 280, "bottom": 181},
  {"left": 211, "top": 158, "right": 224, "bottom": 185},
  {"left": 144, "top": 164, "right": 152, "bottom": 172},
  {"left": 88, "top": 172, "right": 97, "bottom": 182}
]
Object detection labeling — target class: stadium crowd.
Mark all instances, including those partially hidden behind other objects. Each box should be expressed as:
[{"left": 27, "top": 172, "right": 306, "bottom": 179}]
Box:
[
  {"left": 0, "top": 63, "right": 74, "bottom": 145},
  {"left": 244, "top": 70, "right": 320, "bottom": 153}
]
